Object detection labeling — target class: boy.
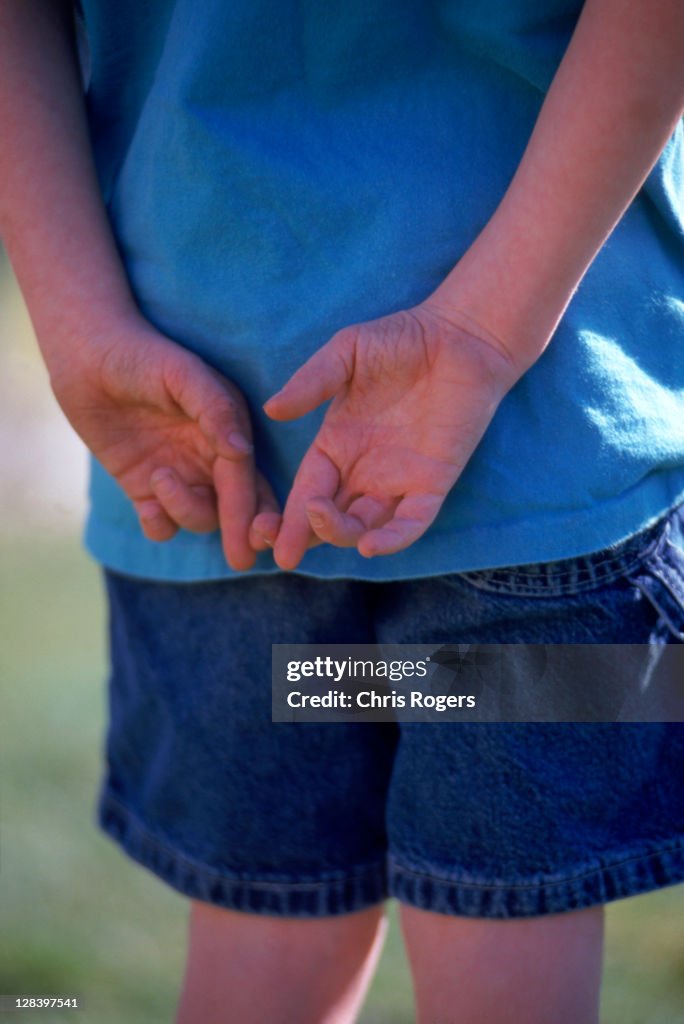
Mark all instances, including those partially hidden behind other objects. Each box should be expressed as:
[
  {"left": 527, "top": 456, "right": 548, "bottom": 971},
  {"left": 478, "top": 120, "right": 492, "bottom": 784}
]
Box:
[{"left": 2, "top": 1, "right": 684, "bottom": 1020}]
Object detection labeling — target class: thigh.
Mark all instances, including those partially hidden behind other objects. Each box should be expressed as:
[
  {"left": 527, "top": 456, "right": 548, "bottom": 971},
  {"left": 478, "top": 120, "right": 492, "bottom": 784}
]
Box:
[
  {"left": 177, "top": 901, "right": 387, "bottom": 1024},
  {"left": 400, "top": 903, "right": 604, "bottom": 1024}
]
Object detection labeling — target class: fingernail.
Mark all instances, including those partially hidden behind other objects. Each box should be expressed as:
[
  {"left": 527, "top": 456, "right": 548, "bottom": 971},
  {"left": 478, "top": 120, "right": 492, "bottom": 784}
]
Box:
[
  {"left": 150, "top": 468, "right": 173, "bottom": 489},
  {"left": 138, "top": 501, "right": 161, "bottom": 522},
  {"left": 228, "top": 432, "right": 253, "bottom": 454}
]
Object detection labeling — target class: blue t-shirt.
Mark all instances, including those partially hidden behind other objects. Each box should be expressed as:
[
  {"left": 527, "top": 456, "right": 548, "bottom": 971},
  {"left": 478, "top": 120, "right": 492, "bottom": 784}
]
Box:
[{"left": 79, "top": 0, "right": 684, "bottom": 581}]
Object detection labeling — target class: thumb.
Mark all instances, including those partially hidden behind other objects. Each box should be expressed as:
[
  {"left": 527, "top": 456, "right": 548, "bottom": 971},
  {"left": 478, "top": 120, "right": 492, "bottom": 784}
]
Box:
[
  {"left": 263, "top": 328, "right": 354, "bottom": 421},
  {"left": 163, "top": 350, "right": 254, "bottom": 459}
]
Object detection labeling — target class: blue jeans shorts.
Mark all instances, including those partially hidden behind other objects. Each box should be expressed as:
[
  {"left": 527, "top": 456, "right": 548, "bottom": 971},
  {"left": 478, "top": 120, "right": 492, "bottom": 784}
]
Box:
[{"left": 97, "top": 501, "right": 684, "bottom": 919}]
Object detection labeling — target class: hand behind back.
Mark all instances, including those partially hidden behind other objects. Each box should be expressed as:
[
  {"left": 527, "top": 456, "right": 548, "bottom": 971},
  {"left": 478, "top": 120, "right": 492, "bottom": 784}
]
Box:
[
  {"left": 262, "top": 302, "right": 522, "bottom": 570},
  {"left": 48, "top": 315, "right": 281, "bottom": 570},
  {"left": 51, "top": 305, "right": 521, "bottom": 573}
]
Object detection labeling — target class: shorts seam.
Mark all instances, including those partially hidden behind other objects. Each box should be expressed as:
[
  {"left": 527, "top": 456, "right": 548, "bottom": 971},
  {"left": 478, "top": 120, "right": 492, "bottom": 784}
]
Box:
[
  {"left": 454, "top": 519, "right": 668, "bottom": 596},
  {"left": 651, "top": 555, "right": 684, "bottom": 605},
  {"left": 388, "top": 837, "right": 684, "bottom": 890},
  {"left": 457, "top": 549, "right": 656, "bottom": 595},
  {"left": 101, "top": 790, "right": 385, "bottom": 888},
  {"left": 389, "top": 840, "right": 684, "bottom": 916},
  {"left": 97, "top": 787, "right": 389, "bottom": 916}
]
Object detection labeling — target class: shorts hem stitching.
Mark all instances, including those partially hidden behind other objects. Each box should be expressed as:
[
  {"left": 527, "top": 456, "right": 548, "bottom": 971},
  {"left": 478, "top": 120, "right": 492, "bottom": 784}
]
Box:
[
  {"left": 389, "top": 840, "right": 684, "bottom": 917},
  {"left": 97, "top": 788, "right": 388, "bottom": 917}
]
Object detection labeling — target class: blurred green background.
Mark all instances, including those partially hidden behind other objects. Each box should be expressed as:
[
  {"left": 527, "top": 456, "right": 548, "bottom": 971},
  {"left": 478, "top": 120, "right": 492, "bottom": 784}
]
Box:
[{"left": 1, "top": 254, "right": 683, "bottom": 1023}]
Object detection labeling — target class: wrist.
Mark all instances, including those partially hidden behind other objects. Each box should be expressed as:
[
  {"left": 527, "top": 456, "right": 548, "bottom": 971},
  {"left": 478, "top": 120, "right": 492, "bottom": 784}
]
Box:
[
  {"left": 414, "top": 302, "right": 525, "bottom": 408},
  {"left": 38, "top": 299, "right": 145, "bottom": 389},
  {"left": 426, "top": 209, "right": 580, "bottom": 377},
  {"left": 423, "top": 267, "right": 556, "bottom": 381}
]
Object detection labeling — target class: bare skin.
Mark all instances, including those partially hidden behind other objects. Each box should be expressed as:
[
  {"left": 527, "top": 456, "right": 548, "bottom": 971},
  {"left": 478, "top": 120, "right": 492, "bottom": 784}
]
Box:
[
  {"left": 400, "top": 904, "right": 605, "bottom": 1024},
  {"left": 263, "top": 302, "right": 519, "bottom": 570},
  {"left": 1, "top": 1, "right": 683, "bottom": 1022},
  {"left": 175, "top": 900, "right": 604, "bottom": 1024},
  {"left": 45, "top": 313, "right": 282, "bottom": 570},
  {"left": 175, "top": 902, "right": 388, "bottom": 1024},
  {"left": 2, "top": 0, "right": 682, "bottom": 571}
]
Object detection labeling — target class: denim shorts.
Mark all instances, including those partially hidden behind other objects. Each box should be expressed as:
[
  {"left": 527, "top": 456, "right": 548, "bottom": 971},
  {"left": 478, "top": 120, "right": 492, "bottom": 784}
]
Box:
[{"left": 96, "top": 501, "right": 684, "bottom": 919}]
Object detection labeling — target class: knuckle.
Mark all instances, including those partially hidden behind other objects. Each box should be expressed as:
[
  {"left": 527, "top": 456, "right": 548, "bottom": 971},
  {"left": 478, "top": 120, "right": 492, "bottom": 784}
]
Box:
[
  {"left": 201, "top": 393, "right": 239, "bottom": 429},
  {"left": 329, "top": 327, "right": 357, "bottom": 371},
  {"left": 162, "top": 352, "right": 194, "bottom": 397}
]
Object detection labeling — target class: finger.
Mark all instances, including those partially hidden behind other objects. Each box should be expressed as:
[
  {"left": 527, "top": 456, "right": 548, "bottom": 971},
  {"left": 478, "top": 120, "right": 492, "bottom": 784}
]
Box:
[
  {"left": 347, "top": 493, "right": 398, "bottom": 525},
  {"left": 249, "top": 473, "right": 282, "bottom": 551},
  {"left": 252, "top": 516, "right": 323, "bottom": 554},
  {"left": 330, "top": 481, "right": 361, "bottom": 512},
  {"left": 357, "top": 493, "right": 445, "bottom": 558},
  {"left": 163, "top": 352, "right": 254, "bottom": 460},
  {"left": 134, "top": 499, "right": 179, "bottom": 542},
  {"left": 306, "top": 494, "right": 396, "bottom": 547},
  {"left": 214, "top": 453, "right": 258, "bottom": 571},
  {"left": 273, "top": 446, "right": 339, "bottom": 570},
  {"left": 150, "top": 467, "right": 219, "bottom": 533},
  {"left": 263, "top": 329, "right": 353, "bottom": 421},
  {"left": 251, "top": 499, "right": 326, "bottom": 553},
  {"left": 249, "top": 511, "right": 281, "bottom": 550}
]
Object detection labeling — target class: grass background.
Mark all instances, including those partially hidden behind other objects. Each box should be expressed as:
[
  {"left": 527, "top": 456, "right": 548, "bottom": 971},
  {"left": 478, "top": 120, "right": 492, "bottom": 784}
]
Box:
[{"left": 1, "top": 258, "right": 683, "bottom": 1022}]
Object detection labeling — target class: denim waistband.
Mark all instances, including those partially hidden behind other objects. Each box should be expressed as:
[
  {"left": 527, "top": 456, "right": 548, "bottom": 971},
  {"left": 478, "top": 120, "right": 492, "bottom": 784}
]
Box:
[{"left": 458, "top": 503, "right": 681, "bottom": 597}]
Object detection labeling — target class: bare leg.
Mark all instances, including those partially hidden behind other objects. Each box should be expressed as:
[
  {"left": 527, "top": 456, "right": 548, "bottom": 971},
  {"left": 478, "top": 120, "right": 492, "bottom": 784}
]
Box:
[
  {"left": 400, "top": 903, "right": 604, "bottom": 1024},
  {"left": 175, "top": 900, "right": 388, "bottom": 1024}
]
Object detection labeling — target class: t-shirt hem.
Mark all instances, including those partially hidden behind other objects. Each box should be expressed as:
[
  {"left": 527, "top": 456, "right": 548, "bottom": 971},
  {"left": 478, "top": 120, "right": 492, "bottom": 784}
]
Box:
[{"left": 82, "top": 472, "right": 684, "bottom": 584}]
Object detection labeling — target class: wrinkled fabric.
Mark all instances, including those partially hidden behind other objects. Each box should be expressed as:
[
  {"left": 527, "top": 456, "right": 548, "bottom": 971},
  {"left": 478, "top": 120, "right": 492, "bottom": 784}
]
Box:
[
  {"left": 77, "top": 0, "right": 684, "bottom": 581},
  {"left": 96, "top": 501, "right": 684, "bottom": 918}
]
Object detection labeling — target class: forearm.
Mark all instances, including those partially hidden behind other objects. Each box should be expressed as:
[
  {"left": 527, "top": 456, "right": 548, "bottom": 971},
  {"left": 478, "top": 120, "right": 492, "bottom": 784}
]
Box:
[
  {"left": 430, "top": 0, "right": 684, "bottom": 372},
  {"left": 0, "top": 1, "right": 137, "bottom": 377}
]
